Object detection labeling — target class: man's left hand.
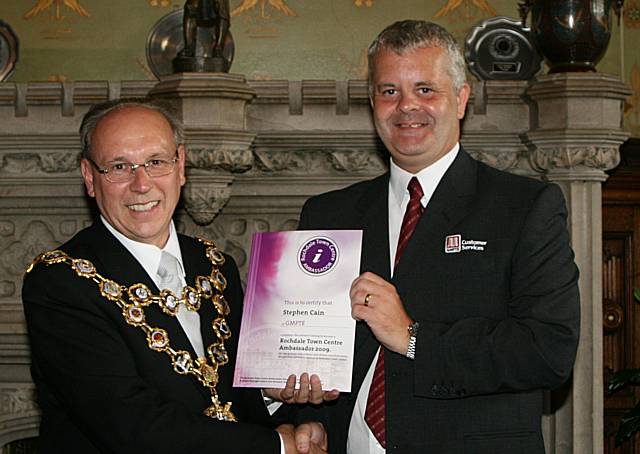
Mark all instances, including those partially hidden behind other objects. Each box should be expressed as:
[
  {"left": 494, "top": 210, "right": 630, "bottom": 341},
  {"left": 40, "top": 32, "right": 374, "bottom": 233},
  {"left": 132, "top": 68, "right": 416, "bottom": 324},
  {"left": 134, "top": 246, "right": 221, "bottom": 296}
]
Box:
[{"left": 350, "top": 271, "right": 413, "bottom": 355}]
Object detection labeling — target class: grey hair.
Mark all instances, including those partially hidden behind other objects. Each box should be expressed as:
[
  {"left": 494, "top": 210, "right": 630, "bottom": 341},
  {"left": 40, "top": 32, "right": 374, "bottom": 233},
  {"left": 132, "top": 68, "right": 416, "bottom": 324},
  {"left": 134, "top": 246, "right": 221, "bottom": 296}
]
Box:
[
  {"left": 367, "top": 20, "right": 467, "bottom": 95},
  {"left": 79, "top": 97, "right": 184, "bottom": 160}
]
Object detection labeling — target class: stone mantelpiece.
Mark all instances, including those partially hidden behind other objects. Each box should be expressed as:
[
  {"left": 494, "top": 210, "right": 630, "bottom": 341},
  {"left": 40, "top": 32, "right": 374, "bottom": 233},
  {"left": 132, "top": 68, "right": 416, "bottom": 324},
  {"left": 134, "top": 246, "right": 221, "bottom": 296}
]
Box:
[{"left": 0, "top": 73, "right": 631, "bottom": 452}]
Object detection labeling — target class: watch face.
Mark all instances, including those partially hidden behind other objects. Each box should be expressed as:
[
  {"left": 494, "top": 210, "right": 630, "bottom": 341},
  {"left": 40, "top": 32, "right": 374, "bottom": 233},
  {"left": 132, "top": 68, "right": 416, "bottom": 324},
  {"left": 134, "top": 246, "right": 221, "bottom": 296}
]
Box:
[
  {"left": 464, "top": 16, "right": 542, "bottom": 81},
  {"left": 0, "top": 20, "right": 18, "bottom": 81},
  {"left": 408, "top": 321, "right": 419, "bottom": 336}
]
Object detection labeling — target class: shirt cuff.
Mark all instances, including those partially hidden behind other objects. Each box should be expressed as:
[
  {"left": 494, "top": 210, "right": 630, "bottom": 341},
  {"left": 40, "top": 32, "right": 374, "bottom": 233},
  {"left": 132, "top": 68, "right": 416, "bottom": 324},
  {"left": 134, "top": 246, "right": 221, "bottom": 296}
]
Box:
[{"left": 262, "top": 390, "right": 284, "bottom": 415}]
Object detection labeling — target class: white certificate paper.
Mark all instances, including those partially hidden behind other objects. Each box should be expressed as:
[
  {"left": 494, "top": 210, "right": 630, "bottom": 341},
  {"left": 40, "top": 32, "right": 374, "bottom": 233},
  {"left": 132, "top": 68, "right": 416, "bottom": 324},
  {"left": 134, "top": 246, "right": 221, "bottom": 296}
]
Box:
[{"left": 233, "top": 230, "right": 362, "bottom": 392}]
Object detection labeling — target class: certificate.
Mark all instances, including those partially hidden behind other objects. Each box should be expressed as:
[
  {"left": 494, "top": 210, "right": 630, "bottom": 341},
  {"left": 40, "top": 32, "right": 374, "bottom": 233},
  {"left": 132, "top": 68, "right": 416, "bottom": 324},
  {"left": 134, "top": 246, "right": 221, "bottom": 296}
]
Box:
[{"left": 233, "top": 230, "right": 362, "bottom": 392}]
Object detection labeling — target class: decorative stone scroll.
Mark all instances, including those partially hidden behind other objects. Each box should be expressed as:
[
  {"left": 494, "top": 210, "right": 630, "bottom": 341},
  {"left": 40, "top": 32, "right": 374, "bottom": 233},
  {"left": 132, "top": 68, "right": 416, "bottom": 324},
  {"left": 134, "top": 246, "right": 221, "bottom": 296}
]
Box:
[
  {"left": 529, "top": 146, "right": 621, "bottom": 174},
  {"left": 187, "top": 147, "right": 253, "bottom": 173},
  {"left": 182, "top": 177, "right": 234, "bottom": 225}
]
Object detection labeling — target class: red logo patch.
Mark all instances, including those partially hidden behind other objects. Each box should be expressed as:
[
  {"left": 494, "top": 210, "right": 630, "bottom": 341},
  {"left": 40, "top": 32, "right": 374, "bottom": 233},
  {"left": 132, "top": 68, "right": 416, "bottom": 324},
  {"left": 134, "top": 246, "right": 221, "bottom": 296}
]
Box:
[{"left": 445, "top": 234, "right": 461, "bottom": 254}]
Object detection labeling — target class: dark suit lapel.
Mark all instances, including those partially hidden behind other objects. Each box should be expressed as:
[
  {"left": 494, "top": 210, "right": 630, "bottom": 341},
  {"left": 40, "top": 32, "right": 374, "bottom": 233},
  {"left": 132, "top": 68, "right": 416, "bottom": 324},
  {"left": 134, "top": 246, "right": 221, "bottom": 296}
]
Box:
[
  {"left": 358, "top": 173, "right": 392, "bottom": 280},
  {"left": 351, "top": 174, "right": 392, "bottom": 389},
  {"left": 82, "top": 222, "right": 203, "bottom": 368},
  {"left": 179, "top": 235, "right": 218, "bottom": 355},
  {"left": 394, "top": 149, "right": 478, "bottom": 275},
  {"left": 81, "top": 222, "right": 165, "bottom": 297},
  {"left": 178, "top": 235, "right": 218, "bottom": 401}
]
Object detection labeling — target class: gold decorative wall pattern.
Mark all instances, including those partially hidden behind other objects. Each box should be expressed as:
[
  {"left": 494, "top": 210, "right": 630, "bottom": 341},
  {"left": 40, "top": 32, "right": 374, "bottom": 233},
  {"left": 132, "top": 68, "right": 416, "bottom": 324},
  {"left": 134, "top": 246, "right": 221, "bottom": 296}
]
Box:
[
  {"left": 434, "top": 0, "right": 497, "bottom": 22},
  {"left": 23, "top": 0, "right": 90, "bottom": 21},
  {"left": 148, "top": 0, "right": 173, "bottom": 6},
  {"left": 23, "top": 0, "right": 91, "bottom": 41},
  {"left": 47, "top": 75, "right": 68, "bottom": 82},
  {"left": 232, "top": 0, "right": 297, "bottom": 18},
  {"left": 231, "top": 0, "right": 297, "bottom": 40},
  {"left": 624, "top": 0, "right": 640, "bottom": 28}
]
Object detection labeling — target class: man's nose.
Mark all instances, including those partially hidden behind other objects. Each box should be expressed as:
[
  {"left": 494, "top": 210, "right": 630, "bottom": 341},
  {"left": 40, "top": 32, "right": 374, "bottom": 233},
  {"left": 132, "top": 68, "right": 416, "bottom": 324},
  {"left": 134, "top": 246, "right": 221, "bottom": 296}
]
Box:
[
  {"left": 129, "top": 165, "right": 153, "bottom": 191},
  {"left": 398, "top": 92, "right": 419, "bottom": 113}
]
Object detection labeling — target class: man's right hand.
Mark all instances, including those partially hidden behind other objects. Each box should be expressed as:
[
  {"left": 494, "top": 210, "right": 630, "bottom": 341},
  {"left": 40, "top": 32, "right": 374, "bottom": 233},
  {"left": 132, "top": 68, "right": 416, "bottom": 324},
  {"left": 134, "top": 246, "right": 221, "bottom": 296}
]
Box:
[
  {"left": 276, "top": 422, "right": 328, "bottom": 454},
  {"left": 264, "top": 372, "right": 339, "bottom": 405}
]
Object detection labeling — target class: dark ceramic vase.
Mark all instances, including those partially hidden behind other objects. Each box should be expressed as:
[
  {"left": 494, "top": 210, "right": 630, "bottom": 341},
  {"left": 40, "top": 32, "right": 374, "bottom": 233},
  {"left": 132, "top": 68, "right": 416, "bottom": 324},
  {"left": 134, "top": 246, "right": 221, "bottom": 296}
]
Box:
[{"left": 530, "top": 0, "right": 613, "bottom": 72}]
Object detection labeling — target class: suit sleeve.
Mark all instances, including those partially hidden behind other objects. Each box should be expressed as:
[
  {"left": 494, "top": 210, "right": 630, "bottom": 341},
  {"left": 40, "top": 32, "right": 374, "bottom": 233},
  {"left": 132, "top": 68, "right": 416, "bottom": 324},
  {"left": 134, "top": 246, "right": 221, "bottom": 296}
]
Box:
[
  {"left": 22, "top": 262, "right": 281, "bottom": 454},
  {"left": 414, "top": 184, "right": 580, "bottom": 397}
]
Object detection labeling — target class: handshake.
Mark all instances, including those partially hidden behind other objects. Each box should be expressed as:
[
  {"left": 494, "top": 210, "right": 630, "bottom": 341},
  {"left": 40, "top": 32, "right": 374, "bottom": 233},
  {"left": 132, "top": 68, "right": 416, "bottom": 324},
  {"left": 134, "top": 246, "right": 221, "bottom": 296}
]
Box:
[
  {"left": 265, "top": 372, "right": 340, "bottom": 454},
  {"left": 277, "top": 422, "right": 328, "bottom": 454}
]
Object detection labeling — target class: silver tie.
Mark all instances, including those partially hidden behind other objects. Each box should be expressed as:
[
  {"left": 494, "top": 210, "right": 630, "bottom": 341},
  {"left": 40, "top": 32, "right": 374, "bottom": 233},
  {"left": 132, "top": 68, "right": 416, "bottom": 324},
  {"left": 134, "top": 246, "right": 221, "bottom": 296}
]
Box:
[{"left": 156, "top": 251, "right": 205, "bottom": 358}]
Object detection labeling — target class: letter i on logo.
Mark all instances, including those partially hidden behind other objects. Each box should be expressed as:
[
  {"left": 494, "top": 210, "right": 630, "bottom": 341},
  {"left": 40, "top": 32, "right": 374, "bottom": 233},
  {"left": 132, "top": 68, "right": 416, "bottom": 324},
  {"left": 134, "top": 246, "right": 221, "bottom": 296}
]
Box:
[{"left": 312, "top": 250, "right": 324, "bottom": 263}]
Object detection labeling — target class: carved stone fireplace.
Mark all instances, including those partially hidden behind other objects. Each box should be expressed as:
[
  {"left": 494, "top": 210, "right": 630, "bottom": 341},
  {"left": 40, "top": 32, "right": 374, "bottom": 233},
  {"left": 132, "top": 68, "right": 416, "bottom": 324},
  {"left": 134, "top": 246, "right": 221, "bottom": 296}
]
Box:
[{"left": 0, "top": 72, "right": 630, "bottom": 452}]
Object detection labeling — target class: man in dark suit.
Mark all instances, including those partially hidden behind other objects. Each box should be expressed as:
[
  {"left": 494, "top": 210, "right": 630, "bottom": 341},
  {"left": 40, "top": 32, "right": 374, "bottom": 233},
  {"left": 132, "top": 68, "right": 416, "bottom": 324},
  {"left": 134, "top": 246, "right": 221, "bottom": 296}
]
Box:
[
  {"left": 22, "top": 98, "right": 327, "bottom": 453},
  {"left": 297, "top": 20, "right": 580, "bottom": 453}
]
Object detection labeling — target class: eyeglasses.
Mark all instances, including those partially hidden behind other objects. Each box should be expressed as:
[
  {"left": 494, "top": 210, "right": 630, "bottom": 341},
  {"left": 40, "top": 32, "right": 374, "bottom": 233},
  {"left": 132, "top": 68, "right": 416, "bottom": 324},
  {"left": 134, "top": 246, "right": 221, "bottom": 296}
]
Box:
[{"left": 89, "top": 152, "right": 179, "bottom": 183}]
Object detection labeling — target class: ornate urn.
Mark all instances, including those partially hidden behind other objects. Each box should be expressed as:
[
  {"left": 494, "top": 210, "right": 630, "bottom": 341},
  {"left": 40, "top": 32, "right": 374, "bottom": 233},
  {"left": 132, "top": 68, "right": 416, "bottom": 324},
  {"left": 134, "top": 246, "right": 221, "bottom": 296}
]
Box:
[{"left": 520, "top": 0, "right": 615, "bottom": 72}]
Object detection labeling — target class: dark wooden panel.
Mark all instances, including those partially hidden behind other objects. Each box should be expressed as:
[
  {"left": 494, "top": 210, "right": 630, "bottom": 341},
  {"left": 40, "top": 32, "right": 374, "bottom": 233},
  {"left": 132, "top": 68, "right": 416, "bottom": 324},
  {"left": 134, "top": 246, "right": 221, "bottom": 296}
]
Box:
[{"left": 603, "top": 138, "right": 640, "bottom": 454}]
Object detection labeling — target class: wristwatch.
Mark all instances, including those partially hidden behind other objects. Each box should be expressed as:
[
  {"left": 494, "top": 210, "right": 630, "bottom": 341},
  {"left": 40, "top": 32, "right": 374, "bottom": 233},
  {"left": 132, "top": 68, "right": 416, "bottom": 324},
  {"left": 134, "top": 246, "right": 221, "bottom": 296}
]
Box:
[{"left": 406, "top": 321, "right": 419, "bottom": 360}]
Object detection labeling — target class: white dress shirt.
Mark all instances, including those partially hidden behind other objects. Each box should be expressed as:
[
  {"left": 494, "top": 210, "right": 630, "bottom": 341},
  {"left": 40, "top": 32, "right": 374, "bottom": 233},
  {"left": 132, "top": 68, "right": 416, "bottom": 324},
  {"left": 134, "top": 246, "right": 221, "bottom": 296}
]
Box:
[{"left": 346, "top": 144, "right": 459, "bottom": 454}]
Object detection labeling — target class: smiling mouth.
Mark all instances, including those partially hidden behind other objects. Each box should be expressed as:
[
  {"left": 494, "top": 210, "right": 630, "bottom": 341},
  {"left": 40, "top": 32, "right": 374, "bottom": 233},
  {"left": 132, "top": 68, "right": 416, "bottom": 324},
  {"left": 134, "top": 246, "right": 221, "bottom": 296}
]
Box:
[
  {"left": 127, "top": 201, "right": 159, "bottom": 212},
  {"left": 397, "top": 122, "right": 427, "bottom": 129}
]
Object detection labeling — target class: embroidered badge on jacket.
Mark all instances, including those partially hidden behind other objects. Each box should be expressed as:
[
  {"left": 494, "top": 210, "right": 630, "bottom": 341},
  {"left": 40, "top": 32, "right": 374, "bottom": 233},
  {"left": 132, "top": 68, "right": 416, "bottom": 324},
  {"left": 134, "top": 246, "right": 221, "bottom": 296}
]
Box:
[{"left": 444, "top": 234, "right": 487, "bottom": 253}]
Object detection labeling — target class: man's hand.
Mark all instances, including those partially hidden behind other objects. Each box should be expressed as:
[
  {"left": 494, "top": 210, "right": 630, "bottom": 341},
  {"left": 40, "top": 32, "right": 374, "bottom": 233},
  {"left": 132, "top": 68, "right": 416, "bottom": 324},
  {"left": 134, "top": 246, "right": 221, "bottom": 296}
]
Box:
[
  {"left": 350, "top": 271, "right": 413, "bottom": 354},
  {"left": 264, "top": 372, "right": 339, "bottom": 405},
  {"left": 276, "top": 422, "right": 328, "bottom": 454}
]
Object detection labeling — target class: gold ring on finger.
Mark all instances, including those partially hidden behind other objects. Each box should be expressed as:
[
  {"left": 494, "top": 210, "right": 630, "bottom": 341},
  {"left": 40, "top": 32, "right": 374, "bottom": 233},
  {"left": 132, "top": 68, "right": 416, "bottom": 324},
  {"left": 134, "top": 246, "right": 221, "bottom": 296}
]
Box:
[{"left": 364, "top": 293, "right": 372, "bottom": 306}]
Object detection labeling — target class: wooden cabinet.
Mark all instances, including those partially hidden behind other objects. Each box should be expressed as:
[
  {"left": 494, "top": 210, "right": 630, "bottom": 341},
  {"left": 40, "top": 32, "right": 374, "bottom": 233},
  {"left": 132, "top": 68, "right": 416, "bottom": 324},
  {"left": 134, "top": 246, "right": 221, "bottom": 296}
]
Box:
[{"left": 603, "top": 139, "right": 640, "bottom": 454}]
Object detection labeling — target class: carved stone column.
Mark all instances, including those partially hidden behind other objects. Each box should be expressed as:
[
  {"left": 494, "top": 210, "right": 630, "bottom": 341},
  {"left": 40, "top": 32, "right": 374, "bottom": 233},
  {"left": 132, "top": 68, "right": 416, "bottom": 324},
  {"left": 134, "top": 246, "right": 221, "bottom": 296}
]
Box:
[
  {"left": 150, "top": 73, "right": 257, "bottom": 226},
  {"left": 524, "top": 73, "right": 631, "bottom": 454}
]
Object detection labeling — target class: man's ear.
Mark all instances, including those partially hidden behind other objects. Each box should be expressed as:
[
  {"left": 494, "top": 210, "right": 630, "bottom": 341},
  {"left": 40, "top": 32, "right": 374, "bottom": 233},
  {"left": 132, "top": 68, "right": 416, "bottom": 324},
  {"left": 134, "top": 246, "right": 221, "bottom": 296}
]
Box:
[
  {"left": 80, "top": 158, "right": 96, "bottom": 197},
  {"left": 177, "top": 144, "right": 186, "bottom": 187},
  {"left": 456, "top": 83, "right": 471, "bottom": 119}
]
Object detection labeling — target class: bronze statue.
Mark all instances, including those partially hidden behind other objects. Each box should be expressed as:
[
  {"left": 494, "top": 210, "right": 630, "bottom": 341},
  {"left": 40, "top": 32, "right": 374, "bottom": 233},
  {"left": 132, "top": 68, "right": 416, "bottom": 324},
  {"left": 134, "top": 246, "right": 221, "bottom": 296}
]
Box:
[{"left": 173, "top": 0, "right": 231, "bottom": 73}]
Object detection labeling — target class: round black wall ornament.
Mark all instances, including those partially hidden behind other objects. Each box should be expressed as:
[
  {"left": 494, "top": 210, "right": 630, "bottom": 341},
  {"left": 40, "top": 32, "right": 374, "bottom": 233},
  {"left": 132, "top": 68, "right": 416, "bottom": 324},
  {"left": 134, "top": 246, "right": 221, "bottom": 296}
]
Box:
[{"left": 464, "top": 16, "right": 542, "bottom": 81}]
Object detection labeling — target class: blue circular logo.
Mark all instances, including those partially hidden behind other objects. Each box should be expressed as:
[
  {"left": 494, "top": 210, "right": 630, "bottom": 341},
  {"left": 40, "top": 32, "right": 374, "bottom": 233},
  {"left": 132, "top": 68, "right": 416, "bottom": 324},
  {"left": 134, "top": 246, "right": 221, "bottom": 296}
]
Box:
[{"left": 298, "top": 237, "right": 339, "bottom": 275}]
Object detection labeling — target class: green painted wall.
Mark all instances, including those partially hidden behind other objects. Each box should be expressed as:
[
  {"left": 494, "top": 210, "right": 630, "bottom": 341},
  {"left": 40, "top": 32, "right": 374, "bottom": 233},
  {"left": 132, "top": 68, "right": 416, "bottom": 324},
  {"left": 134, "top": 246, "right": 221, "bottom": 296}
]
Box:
[{"left": 1, "top": 0, "right": 639, "bottom": 135}]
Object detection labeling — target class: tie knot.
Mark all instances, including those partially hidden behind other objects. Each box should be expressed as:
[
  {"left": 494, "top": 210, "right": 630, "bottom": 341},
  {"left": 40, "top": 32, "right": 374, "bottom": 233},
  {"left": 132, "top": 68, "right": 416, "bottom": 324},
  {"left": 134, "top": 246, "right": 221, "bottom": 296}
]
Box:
[{"left": 408, "top": 177, "right": 424, "bottom": 201}]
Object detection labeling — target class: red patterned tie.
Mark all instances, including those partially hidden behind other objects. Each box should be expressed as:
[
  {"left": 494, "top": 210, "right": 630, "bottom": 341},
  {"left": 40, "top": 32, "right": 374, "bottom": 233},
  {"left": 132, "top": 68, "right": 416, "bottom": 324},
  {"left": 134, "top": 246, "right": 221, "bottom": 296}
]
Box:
[{"left": 364, "top": 177, "right": 424, "bottom": 448}]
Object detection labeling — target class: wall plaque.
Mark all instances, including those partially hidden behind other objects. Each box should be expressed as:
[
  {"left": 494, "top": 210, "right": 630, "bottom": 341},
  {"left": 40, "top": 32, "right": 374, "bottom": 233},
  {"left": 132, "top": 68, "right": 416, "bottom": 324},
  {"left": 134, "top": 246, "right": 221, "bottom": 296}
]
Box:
[
  {"left": 0, "top": 20, "right": 18, "bottom": 81},
  {"left": 464, "top": 16, "right": 542, "bottom": 81}
]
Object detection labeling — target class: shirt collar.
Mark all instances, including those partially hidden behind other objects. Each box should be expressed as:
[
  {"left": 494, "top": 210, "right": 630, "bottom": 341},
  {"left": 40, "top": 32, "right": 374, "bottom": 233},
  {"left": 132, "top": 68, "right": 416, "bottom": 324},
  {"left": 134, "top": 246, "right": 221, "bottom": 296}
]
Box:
[
  {"left": 100, "top": 215, "right": 184, "bottom": 280},
  {"left": 389, "top": 143, "right": 459, "bottom": 208}
]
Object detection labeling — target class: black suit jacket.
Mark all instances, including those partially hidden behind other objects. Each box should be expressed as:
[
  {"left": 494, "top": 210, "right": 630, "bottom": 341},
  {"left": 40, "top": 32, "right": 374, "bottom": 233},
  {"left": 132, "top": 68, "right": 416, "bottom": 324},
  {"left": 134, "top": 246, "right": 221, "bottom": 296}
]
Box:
[
  {"left": 22, "top": 222, "right": 281, "bottom": 454},
  {"left": 297, "top": 149, "right": 580, "bottom": 453}
]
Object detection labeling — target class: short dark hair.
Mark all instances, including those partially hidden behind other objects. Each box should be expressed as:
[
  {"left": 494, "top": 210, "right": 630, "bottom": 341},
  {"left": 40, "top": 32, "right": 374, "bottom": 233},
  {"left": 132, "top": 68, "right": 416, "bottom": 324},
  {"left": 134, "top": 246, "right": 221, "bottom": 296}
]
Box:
[
  {"left": 79, "top": 97, "right": 184, "bottom": 160},
  {"left": 367, "top": 20, "right": 467, "bottom": 95}
]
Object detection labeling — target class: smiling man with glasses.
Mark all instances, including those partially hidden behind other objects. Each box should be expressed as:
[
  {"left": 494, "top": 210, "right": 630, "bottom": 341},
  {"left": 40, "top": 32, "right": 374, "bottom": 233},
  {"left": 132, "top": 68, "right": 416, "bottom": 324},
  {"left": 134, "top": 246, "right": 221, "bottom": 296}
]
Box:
[
  {"left": 78, "top": 101, "right": 186, "bottom": 248},
  {"left": 22, "top": 98, "right": 328, "bottom": 454}
]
